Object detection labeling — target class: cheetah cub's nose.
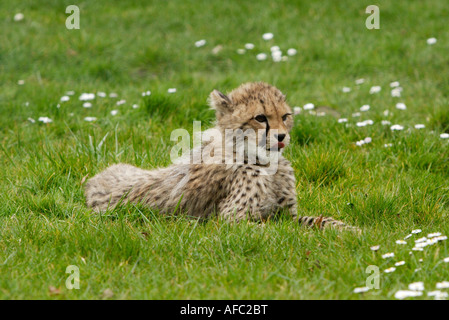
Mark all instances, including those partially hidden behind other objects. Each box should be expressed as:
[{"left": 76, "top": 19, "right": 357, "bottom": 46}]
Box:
[{"left": 275, "top": 134, "right": 286, "bottom": 142}]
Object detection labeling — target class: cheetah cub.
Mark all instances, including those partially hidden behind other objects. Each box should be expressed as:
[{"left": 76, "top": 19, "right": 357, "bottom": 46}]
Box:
[{"left": 85, "top": 82, "right": 358, "bottom": 231}]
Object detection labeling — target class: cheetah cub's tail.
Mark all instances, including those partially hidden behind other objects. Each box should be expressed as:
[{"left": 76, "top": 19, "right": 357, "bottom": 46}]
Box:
[
  {"left": 84, "top": 164, "right": 151, "bottom": 213},
  {"left": 298, "top": 215, "right": 361, "bottom": 233}
]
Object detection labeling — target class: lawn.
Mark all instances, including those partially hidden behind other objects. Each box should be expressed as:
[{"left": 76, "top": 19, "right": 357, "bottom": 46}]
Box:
[{"left": 1, "top": 0, "right": 449, "bottom": 300}]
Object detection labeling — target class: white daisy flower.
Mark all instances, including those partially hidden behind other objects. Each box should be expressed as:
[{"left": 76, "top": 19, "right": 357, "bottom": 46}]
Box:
[
  {"left": 428, "top": 291, "right": 448, "bottom": 300},
  {"left": 414, "top": 242, "right": 429, "bottom": 249},
  {"left": 338, "top": 118, "right": 348, "bottom": 123},
  {"left": 390, "top": 81, "right": 400, "bottom": 88},
  {"left": 436, "top": 281, "right": 449, "bottom": 289},
  {"left": 356, "top": 140, "right": 365, "bottom": 147},
  {"left": 370, "top": 245, "right": 380, "bottom": 251},
  {"left": 303, "top": 103, "right": 314, "bottom": 110},
  {"left": 38, "top": 117, "right": 52, "bottom": 124},
  {"left": 256, "top": 53, "right": 267, "bottom": 61},
  {"left": 415, "top": 124, "right": 425, "bottom": 129},
  {"left": 353, "top": 287, "right": 370, "bottom": 293},
  {"left": 444, "top": 257, "right": 449, "bottom": 263},
  {"left": 427, "top": 232, "right": 442, "bottom": 238},
  {"left": 244, "top": 43, "right": 255, "bottom": 50},
  {"left": 435, "top": 294, "right": 448, "bottom": 300},
  {"left": 394, "top": 290, "right": 422, "bottom": 299},
  {"left": 109, "top": 93, "right": 118, "bottom": 98},
  {"left": 168, "top": 88, "right": 177, "bottom": 93},
  {"left": 395, "top": 261, "right": 406, "bottom": 266},
  {"left": 440, "top": 133, "right": 449, "bottom": 139},
  {"left": 357, "top": 120, "right": 374, "bottom": 127},
  {"left": 369, "top": 86, "right": 381, "bottom": 94},
  {"left": 194, "top": 39, "right": 206, "bottom": 47},
  {"left": 83, "top": 102, "right": 92, "bottom": 108},
  {"left": 352, "top": 112, "right": 361, "bottom": 117},
  {"left": 116, "top": 99, "right": 126, "bottom": 106},
  {"left": 237, "top": 49, "right": 246, "bottom": 54},
  {"left": 110, "top": 110, "right": 118, "bottom": 116},
  {"left": 79, "top": 93, "right": 95, "bottom": 101},
  {"left": 390, "top": 124, "right": 404, "bottom": 131},
  {"left": 28, "top": 117, "right": 35, "bottom": 123},
  {"left": 270, "top": 46, "right": 280, "bottom": 52},
  {"left": 287, "top": 48, "right": 297, "bottom": 56},
  {"left": 408, "top": 282, "right": 424, "bottom": 291},
  {"left": 415, "top": 237, "right": 428, "bottom": 243},
  {"left": 360, "top": 105, "right": 370, "bottom": 112},
  {"left": 14, "top": 13, "right": 24, "bottom": 21},
  {"left": 396, "top": 240, "right": 407, "bottom": 245},
  {"left": 383, "top": 110, "right": 390, "bottom": 116},
  {"left": 18, "top": 79, "right": 25, "bottom": 85},
  {"left": 381, "top": 120, "right": 391, "bottom": 126},
  {"left": 412, "top": 229, "right": 422, "bottom": 234},
  {"left": 262, "top": 33, "right": 274, "bottom": 40},
  {"left": 60, "top": 96, "right": 70, "bottom": 102},
  {"left": 132, "top": 104, "right": 139, "bottom": 109},
  {"left": 84, "top": 117, "right": 97, "bottom": 122},
  {"left": 404, "top": 234, "right": 413, "bottom": 240},
  {"left": 391, "top": 88, "right": 402, "bottom": 97},
  {"left": 97, "top": 92, "right": 107, "bottom": 98},
  {"left": 384, "top": 143, "right": 393, "bottom": 148},
  {"left": 382, "top": 252, "right": 395, "bottom": 259},
  {"left": 396, "top": 103, "right": 407, "bottom": 110},
  {"left": 66, "top": 91, "right": 75, "bottom": 95},
  {"left": 364, "top": 137, "right": 372, "bottom": 144},
  {"left": 355, "top": 78, "right": 365, "bottom": 85},
  {"left": 384, "top": 267, "right": 396, "bottom": 273},
  {"left": 272, "top": 51, "right": 282, "bottom": 62},
  {"left": 427, "top": 37, "right": 437, "bottom": 45}
]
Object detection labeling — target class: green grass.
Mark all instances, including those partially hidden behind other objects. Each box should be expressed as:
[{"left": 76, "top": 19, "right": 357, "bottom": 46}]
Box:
[{"left": 1, "top": 0, "right": 449, "bottom": 299}]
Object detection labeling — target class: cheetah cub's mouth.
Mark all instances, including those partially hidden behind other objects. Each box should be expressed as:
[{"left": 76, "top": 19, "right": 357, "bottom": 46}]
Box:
[{"left": 268, "top": 141, "right": 286, "bottom": 152}]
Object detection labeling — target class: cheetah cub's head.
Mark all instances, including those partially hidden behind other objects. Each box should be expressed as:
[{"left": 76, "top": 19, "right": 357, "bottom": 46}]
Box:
[{"left": 208, "top": 82, "right": 293, "bottom": 153}]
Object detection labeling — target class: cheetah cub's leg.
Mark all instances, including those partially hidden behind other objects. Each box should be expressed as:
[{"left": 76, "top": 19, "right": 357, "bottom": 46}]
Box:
[{"left": 298, "top": 215, "right": 361, "bottom": 233}]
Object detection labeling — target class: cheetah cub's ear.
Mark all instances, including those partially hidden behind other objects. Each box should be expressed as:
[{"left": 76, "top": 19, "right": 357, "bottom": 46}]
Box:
[{"left": 208, "top": 90, "right": 233, "bottom": 119}]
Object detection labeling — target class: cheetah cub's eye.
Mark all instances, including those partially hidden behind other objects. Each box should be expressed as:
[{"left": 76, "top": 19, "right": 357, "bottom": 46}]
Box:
[
  {"left": 254, "top": 115, "right": 267, "bottom": 122},
  {"left": 282, "top": 113, "right": 292, "bottom": 122}
]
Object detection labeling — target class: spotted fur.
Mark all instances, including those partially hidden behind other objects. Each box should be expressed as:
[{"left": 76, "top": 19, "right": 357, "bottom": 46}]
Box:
[{"left": 85, "top": 82, "right": 358, "bottom": 231}]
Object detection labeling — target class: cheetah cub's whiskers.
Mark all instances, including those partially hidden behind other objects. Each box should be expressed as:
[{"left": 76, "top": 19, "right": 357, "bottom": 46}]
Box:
[{"left": 85, "top": 82, "right": 359, "bottom": 232}]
